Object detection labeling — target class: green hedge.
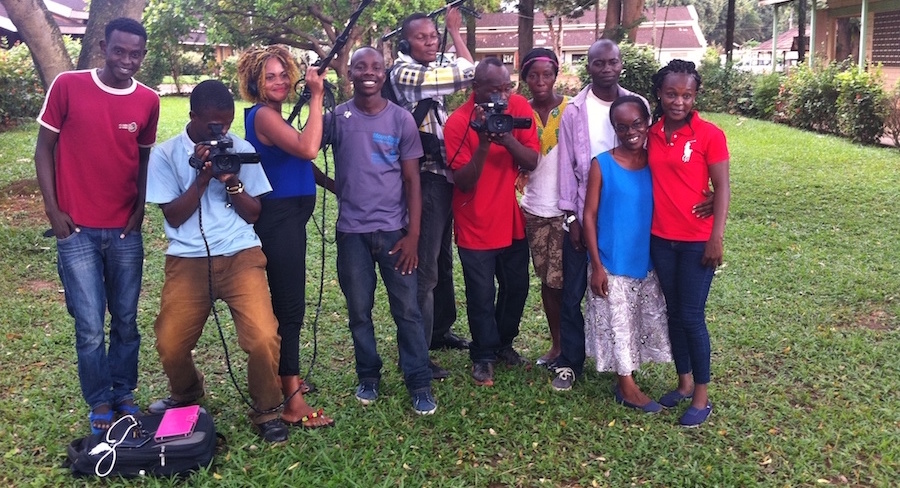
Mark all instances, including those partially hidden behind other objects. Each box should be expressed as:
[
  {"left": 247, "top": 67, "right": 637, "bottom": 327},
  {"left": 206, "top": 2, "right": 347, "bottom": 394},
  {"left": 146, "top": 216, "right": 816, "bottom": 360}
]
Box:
[
  {"left": 0, "top": 40, "right": 46, "bottom": 127},
  {"left": 698, "top": 57, "right": 893, "bottom": 147},
  {"left": 576, "top": 41, "right": 659, "bottom": 102},
  {"left": 0, "top": 36, "right": 80, "bottom": 128},
  {"left": 835, "top": 67, "right": 887, "bottom": 144}
]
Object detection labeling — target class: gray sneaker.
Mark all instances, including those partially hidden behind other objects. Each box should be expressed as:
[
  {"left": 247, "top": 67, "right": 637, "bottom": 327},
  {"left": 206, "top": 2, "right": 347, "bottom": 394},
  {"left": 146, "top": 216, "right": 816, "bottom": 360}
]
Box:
[
  {"left": 551, "top": 367, "right": 575, "bottom": 391},
  {"left": 412, "top": 390, "right": 438, "bottom": 415},
  {"left": 355, "top": 381, "right": 379, "bottom": 405}
]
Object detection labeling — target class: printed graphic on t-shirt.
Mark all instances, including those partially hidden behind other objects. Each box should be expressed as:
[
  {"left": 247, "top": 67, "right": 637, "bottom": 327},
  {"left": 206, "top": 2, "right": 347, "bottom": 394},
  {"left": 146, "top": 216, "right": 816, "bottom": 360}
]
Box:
[{"left": 372, "top": 132, "right": 401, "bottom": 164}]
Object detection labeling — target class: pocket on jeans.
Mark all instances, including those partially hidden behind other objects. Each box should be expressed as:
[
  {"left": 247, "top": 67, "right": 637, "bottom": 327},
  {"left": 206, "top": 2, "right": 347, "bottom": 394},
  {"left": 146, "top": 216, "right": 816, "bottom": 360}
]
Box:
[{"left": 56, "top": 230, "right": 80, "bottom": 244}]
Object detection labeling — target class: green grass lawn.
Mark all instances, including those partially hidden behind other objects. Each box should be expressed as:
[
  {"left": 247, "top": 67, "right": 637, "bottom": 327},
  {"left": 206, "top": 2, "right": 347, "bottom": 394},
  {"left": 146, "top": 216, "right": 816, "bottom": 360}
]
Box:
[{"left": 0, "top": 98, "right": 898, "bottom": 486}]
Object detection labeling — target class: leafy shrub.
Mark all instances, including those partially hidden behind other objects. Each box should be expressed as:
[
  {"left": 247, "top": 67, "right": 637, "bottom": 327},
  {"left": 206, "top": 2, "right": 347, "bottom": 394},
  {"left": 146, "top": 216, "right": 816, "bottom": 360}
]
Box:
[
  {"left": 883, "top": 83, "right": 900, "bottom": 149},
  {"left": 778, "top": 62, "right": 842, "bottom": 134},
  {"left": 696, "top": 50, "right": 755, "bottom": 115},
  {"left": 576, "top": 42, "right": 659, "bottom": 101},
  {"left": 834, "top": 67, "right": 887, "bottom": 144},
  {"left": 219, "top": 55, "right": 240, "bottom": 98},
  {"left": 751, "top": 71, "right": 784, "bottom": 119},
  {"left": 180, "top": 51, "right": 205, "bottom": 77},
  {"left": 137, "top": 48, "right": 167, "bottom": 91},
  {"left": 0, "top": 40, "right": 45, "bottom": 127}
]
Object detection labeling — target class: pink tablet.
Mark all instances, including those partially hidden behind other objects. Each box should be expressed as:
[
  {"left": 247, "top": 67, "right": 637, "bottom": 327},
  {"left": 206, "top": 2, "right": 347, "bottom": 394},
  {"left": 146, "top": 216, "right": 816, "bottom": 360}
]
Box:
[{"left": 154, "top": 405, "right": 201, "bottom": 442}]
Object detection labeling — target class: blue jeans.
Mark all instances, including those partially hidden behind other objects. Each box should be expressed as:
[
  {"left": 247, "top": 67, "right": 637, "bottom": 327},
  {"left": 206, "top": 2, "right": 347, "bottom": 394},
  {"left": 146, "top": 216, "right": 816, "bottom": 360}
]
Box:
[
  {"left": 457, "top": 239, "right": 530, "bottom": 363},
  {"left": 556, "top": 233, "right": 588, "bottom": 376},
  {"left": 56, "top": 227, "right": 143, "bottom": 411},
  {"left": 336, "top": 230, "right": 432, "bottom": 393},
  {"left": 650, "top": 236, "right": 715, "bottom": 385},
  {"left": 417, "top": 172, "right": 458, "bottom": 346}
]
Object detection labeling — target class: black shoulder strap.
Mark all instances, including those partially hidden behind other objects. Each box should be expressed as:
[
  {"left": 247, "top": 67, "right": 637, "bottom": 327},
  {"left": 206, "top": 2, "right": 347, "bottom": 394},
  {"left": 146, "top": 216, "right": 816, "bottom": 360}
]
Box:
[{"left": 412, "top": 98, "right": 437, "bottom": 128}]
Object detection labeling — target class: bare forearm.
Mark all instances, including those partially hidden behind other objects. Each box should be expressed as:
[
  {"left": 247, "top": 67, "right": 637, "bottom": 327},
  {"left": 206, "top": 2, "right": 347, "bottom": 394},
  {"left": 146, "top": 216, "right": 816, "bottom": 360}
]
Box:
[
  {"left": 452, "top": 146, "right": 489, "bottom": 192},
  {"left": 35, "top": 152, "right": 59, "bottom": 213},
  {"left": 402, "top": 173, "right": 421, "bottom": 238},
  {"left": 709, "top": 163, "right": 731, "bottom": 239},
  {"left": 312, "top": 165, "right": 335, "bottom": 193},
  {"left": 507, "top": 140, "right": 537, "bottom": 171},
  {"left": 161, "top": 181, "right": 207, "bottom": 228},
  {"left": 34, "top": 131, "right": 60, "bottom": 213},
  {"left": 230, "top": 192, "right": 262, "bottom": 224},
  {"left": 297, "top": 96, "right": 325, "bottom": 159},
  {"left": 450, "top": 31, "right": 473, "bottom": 63},
  {"left": 134, "top": 148, "right": 150, "bottom": 210}
]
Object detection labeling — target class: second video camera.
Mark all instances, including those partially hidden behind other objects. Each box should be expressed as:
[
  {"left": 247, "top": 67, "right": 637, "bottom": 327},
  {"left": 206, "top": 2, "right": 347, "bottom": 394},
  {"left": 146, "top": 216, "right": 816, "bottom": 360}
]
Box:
[
  {"left": 190, "top": 136, "right": 261, "bottom": 176},
  {"left": 469, "top": 95, "right": 532, "bottom": 134}
]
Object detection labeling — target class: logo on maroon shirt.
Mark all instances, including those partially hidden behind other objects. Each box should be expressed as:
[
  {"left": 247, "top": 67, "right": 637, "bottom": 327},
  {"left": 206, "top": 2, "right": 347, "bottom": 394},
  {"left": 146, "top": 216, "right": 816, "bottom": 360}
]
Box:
[{"left": 118, "top": 122, "right": 138, "bottom": 133}]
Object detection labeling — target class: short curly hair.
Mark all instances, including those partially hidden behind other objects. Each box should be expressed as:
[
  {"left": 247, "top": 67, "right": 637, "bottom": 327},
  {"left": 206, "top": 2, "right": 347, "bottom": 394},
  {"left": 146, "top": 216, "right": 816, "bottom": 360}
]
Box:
[{"left": 236, "top": 45, "right": 302, "bottom": 104}]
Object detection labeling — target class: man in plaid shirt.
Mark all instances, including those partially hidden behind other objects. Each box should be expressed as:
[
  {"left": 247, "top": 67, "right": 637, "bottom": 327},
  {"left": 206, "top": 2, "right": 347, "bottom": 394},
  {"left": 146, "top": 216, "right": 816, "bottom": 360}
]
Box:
[{"left": 388, "top": 7, "right": 475, "bottom": 378}]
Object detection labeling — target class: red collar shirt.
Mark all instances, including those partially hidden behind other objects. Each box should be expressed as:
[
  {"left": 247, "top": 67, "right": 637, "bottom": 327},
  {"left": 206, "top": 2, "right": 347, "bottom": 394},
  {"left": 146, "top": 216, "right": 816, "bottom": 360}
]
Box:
[{"left": 647, "top": 111, "right": 729, "bottom": 242}]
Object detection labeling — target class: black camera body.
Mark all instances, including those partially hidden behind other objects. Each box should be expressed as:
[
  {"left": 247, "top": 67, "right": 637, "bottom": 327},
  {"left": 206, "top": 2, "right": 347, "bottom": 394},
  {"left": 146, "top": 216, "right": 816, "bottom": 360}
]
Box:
[
  {"left": 469, "top": 96, "right": 532, "bottom": 134},
  {"left": 189, "top": 137, "right": 261, "bottom": 176}
]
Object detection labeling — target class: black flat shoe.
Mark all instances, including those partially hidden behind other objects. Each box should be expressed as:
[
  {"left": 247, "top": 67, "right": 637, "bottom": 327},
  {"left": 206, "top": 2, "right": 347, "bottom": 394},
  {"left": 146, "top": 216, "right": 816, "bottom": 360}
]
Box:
[
  {"left": 257, "top": 419, "right": 289, "bottom": 442},
  {"left": 429, "top": 359, "right": 450, "bottom": 380},
  {"left": 431, "top": 332, "right": 471, "bottom": 350}
]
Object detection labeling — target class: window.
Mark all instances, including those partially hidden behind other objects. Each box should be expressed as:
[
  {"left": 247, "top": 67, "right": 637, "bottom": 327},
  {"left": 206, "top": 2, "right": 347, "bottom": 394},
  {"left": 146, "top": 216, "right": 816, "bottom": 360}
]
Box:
[{"left": 872, "top": 10, "right": 900, "bottom": 67}]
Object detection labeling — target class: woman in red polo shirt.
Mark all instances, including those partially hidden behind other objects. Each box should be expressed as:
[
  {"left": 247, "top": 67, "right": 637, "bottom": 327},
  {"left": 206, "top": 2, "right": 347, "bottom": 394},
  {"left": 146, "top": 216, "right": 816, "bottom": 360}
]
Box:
[{"left": 647, "top": 59, "right": 731, "bottom": 427}]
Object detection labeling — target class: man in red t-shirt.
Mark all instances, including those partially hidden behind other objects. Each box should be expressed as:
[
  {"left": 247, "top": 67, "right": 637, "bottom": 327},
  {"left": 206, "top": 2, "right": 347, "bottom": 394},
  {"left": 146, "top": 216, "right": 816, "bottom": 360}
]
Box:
[
  {"left": 34, "top": 17, "right": 159, "bottom": 435},
  {"left": 443, "top": 58, "right": 539, "bottom": 386}
]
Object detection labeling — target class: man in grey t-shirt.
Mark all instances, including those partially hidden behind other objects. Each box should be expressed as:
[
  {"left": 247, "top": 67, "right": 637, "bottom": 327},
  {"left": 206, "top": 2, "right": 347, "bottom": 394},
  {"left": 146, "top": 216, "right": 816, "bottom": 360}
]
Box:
[{"left": 323, "top": 47, "right": 436, "bottom": 416}]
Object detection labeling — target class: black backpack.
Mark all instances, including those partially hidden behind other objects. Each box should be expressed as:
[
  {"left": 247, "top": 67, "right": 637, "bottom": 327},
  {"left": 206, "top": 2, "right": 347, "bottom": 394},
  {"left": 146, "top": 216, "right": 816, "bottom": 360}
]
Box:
[{"left": 65, "top": 410, "right": 220, "bottom": 478}]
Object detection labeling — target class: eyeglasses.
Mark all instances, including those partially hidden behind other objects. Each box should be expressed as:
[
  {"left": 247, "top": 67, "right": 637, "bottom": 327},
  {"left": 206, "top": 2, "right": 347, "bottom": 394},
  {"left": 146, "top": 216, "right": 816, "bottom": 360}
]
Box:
[{"left": 613, "top": 119, "right": 648, "bottom": 134}]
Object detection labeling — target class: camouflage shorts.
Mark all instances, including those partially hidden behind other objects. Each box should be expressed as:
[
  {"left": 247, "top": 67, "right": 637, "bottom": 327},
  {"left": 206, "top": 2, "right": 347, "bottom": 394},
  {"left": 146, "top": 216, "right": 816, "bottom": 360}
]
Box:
[{"left": 524, "top": 211, "right": 565, "bottom": 290}]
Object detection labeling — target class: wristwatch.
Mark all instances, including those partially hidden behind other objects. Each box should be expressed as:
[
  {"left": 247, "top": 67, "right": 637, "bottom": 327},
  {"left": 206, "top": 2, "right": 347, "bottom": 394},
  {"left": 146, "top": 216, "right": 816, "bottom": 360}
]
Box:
[{"left": 226, "top": 181, "right": 244, "bottom": 195}]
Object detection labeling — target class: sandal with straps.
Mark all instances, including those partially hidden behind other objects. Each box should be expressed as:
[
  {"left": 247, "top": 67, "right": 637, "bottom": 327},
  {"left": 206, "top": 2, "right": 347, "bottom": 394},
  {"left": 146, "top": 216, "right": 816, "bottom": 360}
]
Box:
[
  {"left": 89, "top": 407, "right": 114, "bottom": 435},
  {"left": 114, "top": 399, "right": 142, "bottom": 417},
  {"left": 286, "top": 408, "right": 335, "bottom": 430}
]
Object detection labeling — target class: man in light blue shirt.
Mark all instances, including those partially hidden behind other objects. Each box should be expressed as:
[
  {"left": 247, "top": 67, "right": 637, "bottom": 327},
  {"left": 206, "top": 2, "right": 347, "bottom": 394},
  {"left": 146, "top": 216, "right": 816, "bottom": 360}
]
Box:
[{"left": 145, "top": 80, "right": 289, "bottom": 443}]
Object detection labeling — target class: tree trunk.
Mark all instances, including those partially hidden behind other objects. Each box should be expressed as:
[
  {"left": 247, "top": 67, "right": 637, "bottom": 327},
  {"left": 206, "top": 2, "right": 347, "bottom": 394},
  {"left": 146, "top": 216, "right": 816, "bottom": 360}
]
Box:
[
  {"left": 77, "top": 0, "right": 148, "bottom": 70},
  {"left": 547, "top": 17, "right": 559, "bottom": 60},
  {"left": 622, "top": 0, "right": 645, "bottom": 42},
  {"left": 466, "top": 14, "right": 476, "bottom": 60},
  {"left": 0, "top": 0, "right": 73, "bottom": 88},
  {"left": 726, "top": 0, "right": 736, "bottom": 63},
  {"left": 603, "top": 0, "right": 621, "bottom": 40},
  {"left": 518, "top": 0, "right": 534, "bottom": 68}
]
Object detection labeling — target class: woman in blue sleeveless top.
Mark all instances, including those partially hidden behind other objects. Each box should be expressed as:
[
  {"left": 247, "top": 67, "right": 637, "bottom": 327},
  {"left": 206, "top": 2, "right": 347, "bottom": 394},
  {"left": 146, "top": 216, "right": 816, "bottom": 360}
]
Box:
[
  {"left": 237, "top": 45, "right": 334, "bottom": 428},
  {"left": 582, "top": 96, "right": 671, "bottom": 413}
]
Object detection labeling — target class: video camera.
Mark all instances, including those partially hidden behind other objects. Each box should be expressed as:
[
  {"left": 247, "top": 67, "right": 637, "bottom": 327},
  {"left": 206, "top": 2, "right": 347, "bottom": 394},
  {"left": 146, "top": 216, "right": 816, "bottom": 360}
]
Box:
[
  {"left": 189, "top": 136, "right": 261, "bottom": 176},
  {"left": 469, "top": 95, "right": 532, "bottom": 134}
]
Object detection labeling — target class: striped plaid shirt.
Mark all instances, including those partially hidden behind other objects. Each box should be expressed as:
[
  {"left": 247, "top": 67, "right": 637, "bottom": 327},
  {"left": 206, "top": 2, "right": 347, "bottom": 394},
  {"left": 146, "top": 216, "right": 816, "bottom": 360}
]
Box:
[{"left": 389, "top": 53, "right": 476, "bottom": 181}]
